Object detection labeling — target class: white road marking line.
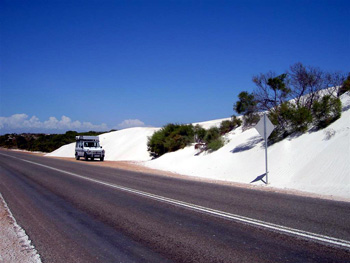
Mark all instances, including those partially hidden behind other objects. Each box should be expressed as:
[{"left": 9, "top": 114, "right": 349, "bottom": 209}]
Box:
[{"left": 2, "top": 152, "right": 350, "bottom": 250}]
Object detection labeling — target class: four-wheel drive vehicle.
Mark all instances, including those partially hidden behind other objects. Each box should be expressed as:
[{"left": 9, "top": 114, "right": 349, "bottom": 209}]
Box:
[{"left": 75, "top": 136, "right": 105, "bottom": 161}]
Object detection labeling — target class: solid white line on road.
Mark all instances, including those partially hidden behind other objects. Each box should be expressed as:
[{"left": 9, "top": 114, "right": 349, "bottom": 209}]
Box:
[{"left": 2, "top": 152, "right": 350, "bottom": 250}]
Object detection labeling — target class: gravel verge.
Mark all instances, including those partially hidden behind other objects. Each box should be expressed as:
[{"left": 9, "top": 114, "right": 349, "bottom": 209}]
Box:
[{"left": 0, "top": 193, "right": 41, "bottom": 263}]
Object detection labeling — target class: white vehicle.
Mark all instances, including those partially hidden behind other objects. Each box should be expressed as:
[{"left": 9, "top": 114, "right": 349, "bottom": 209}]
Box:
[{"left": 75, "top": 136, "right": 105, "bottom": 161}]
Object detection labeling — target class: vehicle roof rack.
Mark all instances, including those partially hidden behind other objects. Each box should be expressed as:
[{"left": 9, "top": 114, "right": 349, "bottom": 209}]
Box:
[{"left": 75, "top": 136, "right": 99, "bottom": 141}]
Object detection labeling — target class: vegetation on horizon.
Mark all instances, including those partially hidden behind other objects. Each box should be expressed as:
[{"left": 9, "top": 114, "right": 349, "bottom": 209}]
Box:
[{"left": 0, "top": 130, "right": 109, "bottom": 153}]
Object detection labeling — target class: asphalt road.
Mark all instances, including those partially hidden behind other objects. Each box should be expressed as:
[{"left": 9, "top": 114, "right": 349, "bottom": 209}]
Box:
[{"left": 0, "top": 149, "right": 349, "bottom": 262}]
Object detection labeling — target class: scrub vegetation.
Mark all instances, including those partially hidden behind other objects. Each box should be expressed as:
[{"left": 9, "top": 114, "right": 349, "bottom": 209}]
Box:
[
  {"left": 148, "top": 63, "right": 348, "bottom": 158},
  {"left": 0, "top": 131, "right": 107, "bottom": 152},
  {"left": 147, "top": 117, "right": 241, "bottom": 158},
  {"left": 234, "top": 62, "right": 348, "bottom": 144}
]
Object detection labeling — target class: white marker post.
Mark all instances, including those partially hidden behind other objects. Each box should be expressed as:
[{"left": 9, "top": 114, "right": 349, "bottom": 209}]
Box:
[{"left": 254, "top": 114, "right": 275, "bottom": 184}]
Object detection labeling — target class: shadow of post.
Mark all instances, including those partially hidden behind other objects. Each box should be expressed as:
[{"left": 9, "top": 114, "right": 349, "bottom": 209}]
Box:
[{"left": 250, "top": 173, "right": 267, "bottom": 184}]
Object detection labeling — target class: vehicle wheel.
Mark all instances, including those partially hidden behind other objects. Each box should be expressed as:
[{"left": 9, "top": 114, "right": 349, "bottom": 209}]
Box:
[
  {"left": 100, "top": 157, "right": 104, "bottom": 161},
  {"left": 75, "top": 152, "right": 80, "bottom": 160},
  {"left": 84, "top": 153, "right": 88, "bottom": 161}
]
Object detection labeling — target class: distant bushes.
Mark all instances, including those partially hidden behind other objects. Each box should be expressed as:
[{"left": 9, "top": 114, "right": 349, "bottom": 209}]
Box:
[
  {"left": 147, "top": 117, "right": 242, "bottom": 158},
  {"left": 0, "top": 130, "right": 106, "bottom": 152}
]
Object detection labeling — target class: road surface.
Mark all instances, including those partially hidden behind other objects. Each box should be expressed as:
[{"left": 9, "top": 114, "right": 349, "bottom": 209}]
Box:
[{"left": 0, "top": 149, "right": 349, "bottom": 262}]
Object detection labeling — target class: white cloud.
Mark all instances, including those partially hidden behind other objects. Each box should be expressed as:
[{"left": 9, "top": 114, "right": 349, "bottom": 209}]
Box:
[
  {"left": 117, "top": 119, "right": 145, "bottom": 129},
  {"left": 0, "top": 114, "right": 108, "bottom": 133}
]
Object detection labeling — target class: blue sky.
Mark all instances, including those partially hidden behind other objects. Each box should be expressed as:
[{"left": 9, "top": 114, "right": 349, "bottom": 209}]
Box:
[{"left": 1, "top": 0, "right": 349, "bottom": 134}]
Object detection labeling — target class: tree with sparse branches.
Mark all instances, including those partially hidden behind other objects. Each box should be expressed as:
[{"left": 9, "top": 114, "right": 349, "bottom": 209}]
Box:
[
  {"left": 289, "top": 62, "right": 346, "bottom": 108},
  {"left": 253, "top": 72, "right": 291, "bottom": 111},
  {"left": 233, "top": 62, "right": 346, "bottom": 144},
  {"left": 338, "top": 73, "right": 350, "bottom": 96}
]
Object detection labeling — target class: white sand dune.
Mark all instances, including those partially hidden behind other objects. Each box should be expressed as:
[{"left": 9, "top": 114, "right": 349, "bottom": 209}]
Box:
[{"left": 47, "top": 93, "right": 350, "bottom": 199}]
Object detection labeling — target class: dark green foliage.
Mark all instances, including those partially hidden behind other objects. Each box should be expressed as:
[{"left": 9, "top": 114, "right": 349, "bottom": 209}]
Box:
[
  {"left": 253, "top": 73, "right": 291, "bottom": 111},
  {"left": 234, "top": 91, "right": 256, "bottom": 115},
  {"left": 219, "top": 120, "right": 232, "bottom": 134},
  {"left": 232, "top": 115, "right": 243, "bottom": 127},
  {"left": 312, "top": 95, "right": 342, "bottom": 129},
  {"left": 219, "top": 116, "right": 242, "bottom": 134},
  {"left": 234, "top": 91, "right": 258, "bottom": 128},
  {"left": 271, "top": 102, "right": 293, "bottom": 128},
  {"left": 16, "top": 135, "right": 28, "bottom": 149},
  {"left": 148, "top": 119, "right": 243, "bottom": 157},
  {"left": 193, "top": 124, "right": 206, "bottom": 143},
  {"left": 267, "top": 74, "right": 290, "bottom": 95},
  {"left": 0, "top": 130, "right": 106, "bottom": 152},
  {"left": 147, "top": 124, "right": 194, "bottom": 158},
  {"left": 267, "top": 128, "right": 291, "bottom": 145},
  {"left": 207, "top": 138, "right": 224, "bottom": 152},
  {"left": 204, "top": 127, "right": 224, "bottom": 152},
  {"left": 338, "top": 74, "right": 350, "bottom": 96},
  {"left": 269, "top": 102, "right": 312, "bottom": 133},
  {"left": 268, "top": 95, "right": 340, "bottom": 143},
  {"left": 288, "top": 106, "right": 313, "bottom": 133},
  {"left": 203, "top": 127, "right": 220, "bottom": 144},
  {"left": 234, "top": 63, "right": 345, "bottom": 144}
]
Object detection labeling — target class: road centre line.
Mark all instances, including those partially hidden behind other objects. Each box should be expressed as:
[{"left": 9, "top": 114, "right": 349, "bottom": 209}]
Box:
[{"left": 2, "top": 152, "right": 350, "bottom": 250}]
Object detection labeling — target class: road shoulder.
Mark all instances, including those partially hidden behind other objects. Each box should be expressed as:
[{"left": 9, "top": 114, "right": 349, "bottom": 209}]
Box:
[{"left": 0, "top": 193, "right": 41, "bottom": 263}]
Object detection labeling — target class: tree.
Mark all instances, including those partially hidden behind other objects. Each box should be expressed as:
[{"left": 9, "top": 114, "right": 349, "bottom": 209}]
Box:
[
  {"left": 234, "top": 91, "right": 256, "bottom": 115},
  {"left": 246, "top": 64, "right": 344, "bottom": 143},
  {"left": 289, "top": 62, "right": 346, "bottom": 108},
  {"left": 338, "top": 73, "right": 350, "bottom": 96},
  {"left": 234, "top": 91, "right": 259, "bottom": 128},
  {"left": 253, "top": 72, "right": 291, "bottom": 112}
]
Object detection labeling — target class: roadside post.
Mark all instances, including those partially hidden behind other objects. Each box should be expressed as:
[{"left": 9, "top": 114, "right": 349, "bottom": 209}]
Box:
[{"left": 254, "top": 114, "right": 275, "bottom": 184}]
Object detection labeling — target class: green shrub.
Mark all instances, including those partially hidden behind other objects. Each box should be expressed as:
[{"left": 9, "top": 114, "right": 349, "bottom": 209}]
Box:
[
  {"left": 312, "top": 95, "right": 342, "bottom": 129},
  {"left": 203, "top": 127, "right": 220, "bottom": 144},
  {"left": 147, "top": 123, "right": 194, "bottom": 158},
  {"left": 219, "top": 116, "right": 242, "bottom": 134},
  {"left": 232, "top": 115, "right": 243, "bottom": 127},
  {"left": 207, "top": 138, "right": 224, "bottom": 152},
  {"left": 193, "top": 124, "right": 206, "bottom": 143},
  {"left": 288, "top": 105, "right": 313, "bottom": 133},
  {"left": 268, "top": 102, "right": 312, "bottom": 142},
  {"left": 234, "top": 91, "right": 257, "bottom": 115}
]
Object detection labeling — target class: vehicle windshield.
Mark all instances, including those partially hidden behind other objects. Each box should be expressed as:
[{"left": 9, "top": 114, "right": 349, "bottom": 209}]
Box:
[{"left": 84, "top": 141, "right": 100, "bottom": 148}]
